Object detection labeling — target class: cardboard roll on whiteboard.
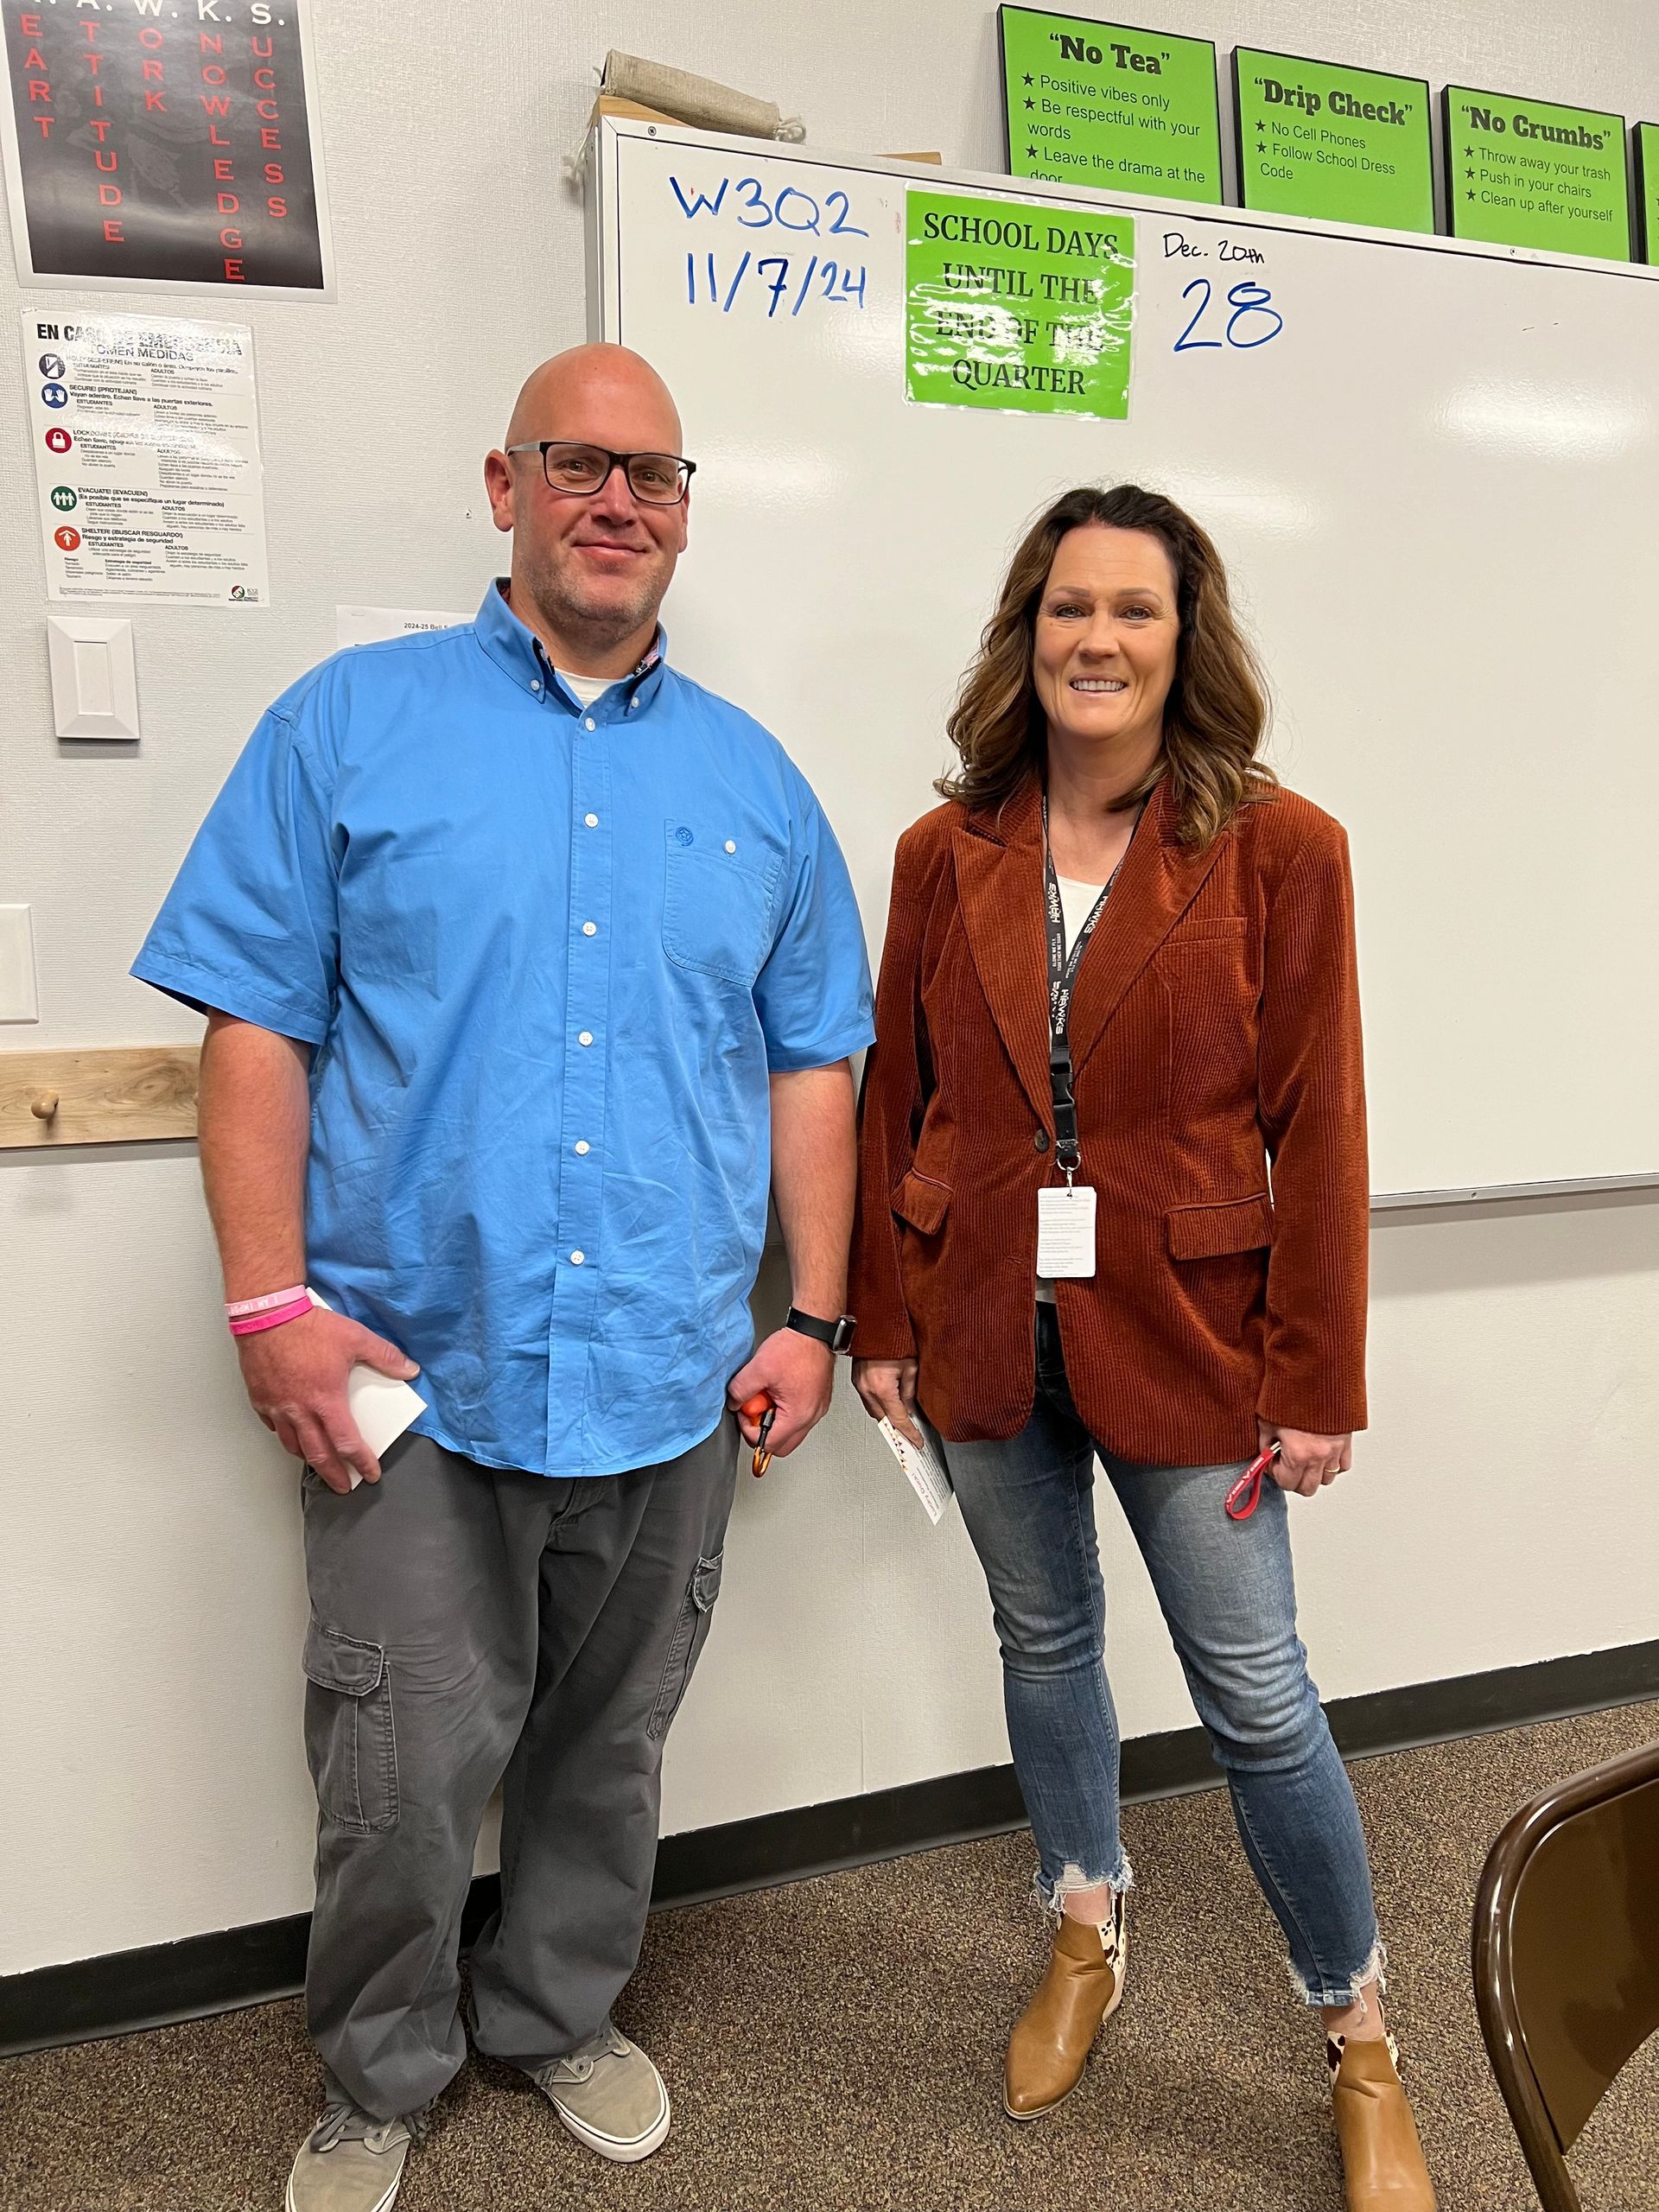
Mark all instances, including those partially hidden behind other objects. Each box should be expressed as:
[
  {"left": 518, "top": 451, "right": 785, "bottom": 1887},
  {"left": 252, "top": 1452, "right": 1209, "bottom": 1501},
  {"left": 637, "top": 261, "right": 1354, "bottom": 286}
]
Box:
[{"left": 601, "top": 52, "right": 804, "bottom": 141}]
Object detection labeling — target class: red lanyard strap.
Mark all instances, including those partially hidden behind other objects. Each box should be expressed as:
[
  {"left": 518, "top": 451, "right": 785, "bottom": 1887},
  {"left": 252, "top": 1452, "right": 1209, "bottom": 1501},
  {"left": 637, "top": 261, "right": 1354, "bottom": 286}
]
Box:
[{"left": 1225, "top": 1444, "right": 1279, "bottom": 1520}]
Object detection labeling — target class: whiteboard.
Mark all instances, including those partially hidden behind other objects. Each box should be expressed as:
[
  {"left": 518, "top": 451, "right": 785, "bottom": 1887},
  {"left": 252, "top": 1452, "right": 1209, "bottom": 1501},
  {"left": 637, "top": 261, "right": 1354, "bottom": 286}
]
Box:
[{"left": 589, "top": 119, "right": 1659, "bottom": 1201}]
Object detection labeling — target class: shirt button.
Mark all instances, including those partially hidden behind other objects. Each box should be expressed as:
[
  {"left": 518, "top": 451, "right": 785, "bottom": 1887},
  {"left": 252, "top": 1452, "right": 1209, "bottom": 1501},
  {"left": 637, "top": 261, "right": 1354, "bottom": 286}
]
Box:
[
  {"left": 1033, "top": 1129, "right": 1051, "bottom": 1153},
  {"left": 584, "top": 813, "right": 599, "bottom": 828},
  {"left": 583, "top": 716, "right": 596, "bottom": 731},
  {"left": 582, "top": 921, "right": 597, "bottom": 937},
  {"left": 570, "top": 1250, "right": 585, "bottom": 1265},
  {"left": 725, "top": 840, "right": 737, "bottom": 854},
  {"left": 575, "top": 1141, "right": 590, "bottom": 1155},
  {"left": 578, "top": 1031, "right": 594, "bottom": 1046},
  {"left": 530, "top": 679, "right": 542, "bottom": 693}
]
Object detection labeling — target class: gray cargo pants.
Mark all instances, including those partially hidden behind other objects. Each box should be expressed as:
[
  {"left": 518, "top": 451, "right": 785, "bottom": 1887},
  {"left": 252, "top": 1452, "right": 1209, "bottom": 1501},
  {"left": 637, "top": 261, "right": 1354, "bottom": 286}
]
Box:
[{"left": 299, "top": 1418, "right": 739, "bottom": 2119}]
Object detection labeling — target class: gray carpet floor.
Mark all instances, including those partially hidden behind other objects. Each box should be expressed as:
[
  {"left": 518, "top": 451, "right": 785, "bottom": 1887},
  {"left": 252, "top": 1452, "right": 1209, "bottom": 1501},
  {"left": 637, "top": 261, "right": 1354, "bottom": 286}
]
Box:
[{"left": 4, "top": 1700, "right": 1657, "bottom": 2212}]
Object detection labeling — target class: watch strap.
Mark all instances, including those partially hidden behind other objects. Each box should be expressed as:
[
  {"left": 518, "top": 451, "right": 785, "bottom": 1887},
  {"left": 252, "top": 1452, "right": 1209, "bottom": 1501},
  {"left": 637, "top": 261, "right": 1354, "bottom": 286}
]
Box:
[{"left": 785, "top": 1305, "right": 857, "bottom": 1355}]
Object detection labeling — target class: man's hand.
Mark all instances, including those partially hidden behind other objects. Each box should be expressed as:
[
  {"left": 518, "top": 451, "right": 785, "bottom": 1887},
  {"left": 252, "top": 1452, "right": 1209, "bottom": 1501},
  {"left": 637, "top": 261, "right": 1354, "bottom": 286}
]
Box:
[
  {"left": 1259, "top": 1417, "right": 1352, "bottom": 1499},
  {"left": 728, "top": 1328, "right": 835, "bottom": 1462},
  {"left": 852, "top": 1357, "right": 924, "bottom": 1450},
  {"left": 238, "top": 1307, "right": 421, "bottom": 1494}
]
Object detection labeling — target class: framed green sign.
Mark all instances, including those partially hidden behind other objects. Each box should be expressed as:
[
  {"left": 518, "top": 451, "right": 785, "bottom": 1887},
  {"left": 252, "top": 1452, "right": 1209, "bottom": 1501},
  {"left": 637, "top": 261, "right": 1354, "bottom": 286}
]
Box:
[
  {"left": 1636, "top": 122, "right": 1659, "bottom": 265},
  {"left": 1443, "top": 85, "right": 1630, "bottom": 261},
  {"left": 1232, "top": 48, "right": 1433, "bottom": 233},
  {"left": 999, "top": 6, "right": 1223, "bottom": 205}
]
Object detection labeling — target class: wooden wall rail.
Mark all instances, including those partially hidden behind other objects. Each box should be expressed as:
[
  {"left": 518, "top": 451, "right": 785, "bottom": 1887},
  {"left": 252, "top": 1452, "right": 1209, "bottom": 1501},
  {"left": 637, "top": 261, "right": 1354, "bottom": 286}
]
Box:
[{"left": 0, "top": 1046, "right": 200, "bottom": 1148}]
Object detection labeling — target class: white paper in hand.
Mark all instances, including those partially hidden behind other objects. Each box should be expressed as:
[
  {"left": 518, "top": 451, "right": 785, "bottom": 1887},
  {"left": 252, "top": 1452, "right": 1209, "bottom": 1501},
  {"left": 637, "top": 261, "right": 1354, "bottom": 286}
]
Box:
[
  {"left": 306, "top": 1290, "right": 427, "bottom": 1490},
  {"left": 877, "top": 1416, "right": 954, "bottom": 1524}
]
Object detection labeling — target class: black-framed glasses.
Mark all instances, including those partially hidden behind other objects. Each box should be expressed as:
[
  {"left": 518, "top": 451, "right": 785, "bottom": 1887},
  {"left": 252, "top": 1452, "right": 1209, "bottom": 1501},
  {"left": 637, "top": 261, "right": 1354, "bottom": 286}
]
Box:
[{"left": 505, "top": 441, "right": 696, "bottom": 505}]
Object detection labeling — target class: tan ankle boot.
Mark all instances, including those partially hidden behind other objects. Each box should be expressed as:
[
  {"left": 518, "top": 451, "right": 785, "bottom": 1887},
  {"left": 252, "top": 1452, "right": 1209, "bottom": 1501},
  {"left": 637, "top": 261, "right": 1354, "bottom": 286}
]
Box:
[
  {"left": 1329, "top": 2036, "right": 1437, "bottom": 2208},
  {"left": 1002, "top": 1896, "right": 1127, "bottom": 2119}
]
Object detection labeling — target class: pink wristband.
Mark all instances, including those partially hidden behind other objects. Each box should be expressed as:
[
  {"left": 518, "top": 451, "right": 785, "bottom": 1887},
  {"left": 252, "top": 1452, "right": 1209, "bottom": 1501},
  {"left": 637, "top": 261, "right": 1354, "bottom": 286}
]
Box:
[
  {"left": 226, "top": 1285, "right": 308, "bottom": 1319},
  {"left": 229, "top": 1294, "right": 313, "bottom": 1338}
]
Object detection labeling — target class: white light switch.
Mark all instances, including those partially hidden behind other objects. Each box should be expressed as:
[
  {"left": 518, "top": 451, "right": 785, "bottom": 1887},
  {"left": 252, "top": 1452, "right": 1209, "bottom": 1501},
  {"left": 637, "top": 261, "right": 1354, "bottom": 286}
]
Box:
[
  {"left": 0, "top": 906, "right": 41, "bottom": 1022},
  {"left": 47, "top": 616, "right": 140, "bottom": 741}
]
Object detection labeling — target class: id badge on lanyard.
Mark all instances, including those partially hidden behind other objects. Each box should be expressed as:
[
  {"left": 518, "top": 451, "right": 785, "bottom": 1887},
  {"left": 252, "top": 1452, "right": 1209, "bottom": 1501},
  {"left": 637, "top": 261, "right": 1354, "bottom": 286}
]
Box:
[{"left": 1039, "top": 799, "right": 1133, "bottom": 1281}]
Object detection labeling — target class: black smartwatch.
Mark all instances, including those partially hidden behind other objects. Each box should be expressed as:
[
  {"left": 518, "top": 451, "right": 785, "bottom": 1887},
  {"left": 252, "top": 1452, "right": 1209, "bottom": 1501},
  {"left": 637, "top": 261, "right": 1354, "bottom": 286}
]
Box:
[{"left": 785, "top": 1305, "right": 857, "bottom": 1355}]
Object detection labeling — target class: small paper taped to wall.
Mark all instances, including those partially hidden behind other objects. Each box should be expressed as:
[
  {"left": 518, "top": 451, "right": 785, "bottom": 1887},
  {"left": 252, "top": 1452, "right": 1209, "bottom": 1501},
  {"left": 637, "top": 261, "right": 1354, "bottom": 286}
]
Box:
[
  {"left": 306, "top": 1289, "right": 427, "bottom": 1489},
  {"left": 878, "top": 1416, "right": 953, "bottom": 1524}
]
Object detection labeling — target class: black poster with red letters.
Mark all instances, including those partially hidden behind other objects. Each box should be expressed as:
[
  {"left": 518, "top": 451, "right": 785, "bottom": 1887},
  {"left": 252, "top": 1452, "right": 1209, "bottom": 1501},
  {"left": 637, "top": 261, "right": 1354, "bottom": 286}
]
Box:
[{"left": 1, "top": 0, "right": 329, "bottom": 291}]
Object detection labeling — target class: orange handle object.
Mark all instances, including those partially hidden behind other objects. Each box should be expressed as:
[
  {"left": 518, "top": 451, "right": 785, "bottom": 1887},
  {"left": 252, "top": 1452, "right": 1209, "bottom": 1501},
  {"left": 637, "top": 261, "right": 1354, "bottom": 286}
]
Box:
[{"left": 739, "top": 1391, "right": 777, "bottom": 1477}]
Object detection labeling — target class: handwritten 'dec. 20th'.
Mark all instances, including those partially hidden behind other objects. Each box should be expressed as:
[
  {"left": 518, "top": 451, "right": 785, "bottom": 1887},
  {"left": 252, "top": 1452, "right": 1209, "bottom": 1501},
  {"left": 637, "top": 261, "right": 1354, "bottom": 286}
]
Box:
[
  {"left": 671, "top": 173, "right": 870, "bottom": 318},
  {"left": 1162, "top": 230, "right": 1285, "bottom": 352}
]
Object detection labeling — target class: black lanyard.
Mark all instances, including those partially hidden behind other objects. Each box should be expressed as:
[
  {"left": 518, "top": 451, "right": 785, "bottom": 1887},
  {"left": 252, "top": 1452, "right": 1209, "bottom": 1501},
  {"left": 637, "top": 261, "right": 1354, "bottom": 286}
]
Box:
[{"left": 1043, "top": 796, "right": 1138, "bottom": 1182}]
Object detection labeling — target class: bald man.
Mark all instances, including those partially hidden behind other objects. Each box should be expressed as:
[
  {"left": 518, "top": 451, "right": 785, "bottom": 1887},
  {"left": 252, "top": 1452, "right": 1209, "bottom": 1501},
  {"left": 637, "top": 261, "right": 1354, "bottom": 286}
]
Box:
[{"left": 133, "top": 346, "right": 874, "bottom": 2210}]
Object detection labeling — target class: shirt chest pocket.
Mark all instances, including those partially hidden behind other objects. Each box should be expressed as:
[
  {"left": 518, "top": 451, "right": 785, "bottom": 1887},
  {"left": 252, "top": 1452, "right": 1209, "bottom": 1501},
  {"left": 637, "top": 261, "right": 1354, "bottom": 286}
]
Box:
[{"left": 662, "top": 819, "right": 782, "bottom": 987}]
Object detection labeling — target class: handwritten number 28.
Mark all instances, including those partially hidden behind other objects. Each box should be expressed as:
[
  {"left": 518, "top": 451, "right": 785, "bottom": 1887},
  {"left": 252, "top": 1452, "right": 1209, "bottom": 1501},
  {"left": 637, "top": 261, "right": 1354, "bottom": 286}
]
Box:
[{"left": 1174, "top": 277, "right": 1284, "bottom": 353}]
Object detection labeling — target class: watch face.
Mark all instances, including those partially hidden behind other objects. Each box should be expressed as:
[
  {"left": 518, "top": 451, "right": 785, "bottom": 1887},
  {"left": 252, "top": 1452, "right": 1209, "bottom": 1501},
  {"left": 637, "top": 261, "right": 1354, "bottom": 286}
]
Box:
[{"left": 831, "top": 1315, "right": 857, "bottom": 1353}]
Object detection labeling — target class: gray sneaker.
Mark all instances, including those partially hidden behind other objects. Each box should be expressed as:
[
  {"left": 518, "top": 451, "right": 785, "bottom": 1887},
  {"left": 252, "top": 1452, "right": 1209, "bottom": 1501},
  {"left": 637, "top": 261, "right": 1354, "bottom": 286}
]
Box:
[
  {"left": 529, "top": 2024, "right": 671, "bottom": 2163},
  {"left": 285, "top": 2100, "right": 428, "bottom": 2212}
]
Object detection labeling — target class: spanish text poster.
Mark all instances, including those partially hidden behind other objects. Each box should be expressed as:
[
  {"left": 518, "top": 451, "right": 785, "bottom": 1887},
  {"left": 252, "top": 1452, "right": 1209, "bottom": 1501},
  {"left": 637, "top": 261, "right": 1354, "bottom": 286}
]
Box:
[
  {"left": 906, "top": 190, "right": 1134, "bottom": 420},
  {"left": 23, "top": 309, "right": 270, "bottom": 605},
  {"left": 999, "top": 6, "right": 1222, "bottom": 206},
  {"left": 0, "top": 0, "right": 330, "bottom": 293},
  {"left": 1233, "top": 49, "right": 1433, "bottom": 234},
  {"left": 1443, "top": 86, "right": 1630, "bottom": 262},
  {"left": 1637, "top": 122, "right": 1659, "bottom": 265}
]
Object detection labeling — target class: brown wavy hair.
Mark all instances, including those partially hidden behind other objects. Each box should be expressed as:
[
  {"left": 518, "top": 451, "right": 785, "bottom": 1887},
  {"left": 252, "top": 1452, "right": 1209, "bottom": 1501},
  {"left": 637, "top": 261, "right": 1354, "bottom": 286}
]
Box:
[{"left": 938, "top": 484, "right": 1277, "bottom": 846}]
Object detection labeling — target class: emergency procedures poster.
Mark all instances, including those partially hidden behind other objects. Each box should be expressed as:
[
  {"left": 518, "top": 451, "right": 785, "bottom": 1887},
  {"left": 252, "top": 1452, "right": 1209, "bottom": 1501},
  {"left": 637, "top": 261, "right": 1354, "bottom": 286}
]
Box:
[
  {"left": 0, "top": 0, "right": 331, "bottom": 292},
  {"left": 23, "top": 309, "right": 271, "bottom": 604}
]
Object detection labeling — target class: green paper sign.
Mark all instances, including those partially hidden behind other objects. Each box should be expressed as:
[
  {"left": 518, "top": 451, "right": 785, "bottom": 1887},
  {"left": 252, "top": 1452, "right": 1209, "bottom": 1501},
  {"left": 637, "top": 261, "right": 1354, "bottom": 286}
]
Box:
[
  {"left": 999, "top": 6, "right": 1223, "bottom": 206},
  {"left": 905, "top": 188, "right": 1135, "bottom": 419},
  {"left": 1233, "top": 48, "right": 1433, "bottom": 233},
  {"left": 1444, "top": 86, "right": 1630, "bottom": 261},
  {"left": 1636, "top": 122, "right": 1659, "bottom": 264}
]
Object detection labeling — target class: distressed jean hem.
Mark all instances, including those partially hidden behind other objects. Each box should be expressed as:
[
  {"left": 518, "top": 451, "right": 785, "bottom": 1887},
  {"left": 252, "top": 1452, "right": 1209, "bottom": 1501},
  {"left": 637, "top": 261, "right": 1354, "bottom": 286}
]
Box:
[
  {"left": 1033, "top": 1854, "right": 1135, "bottom": 1916},
  {"left": 1284, "top": 1936, "right": 1387, "bottom": 2011}
]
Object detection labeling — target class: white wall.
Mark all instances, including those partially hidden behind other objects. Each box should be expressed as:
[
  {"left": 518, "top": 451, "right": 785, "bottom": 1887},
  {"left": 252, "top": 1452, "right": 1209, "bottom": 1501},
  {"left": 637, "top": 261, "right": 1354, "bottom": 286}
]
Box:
[{"left": 3, "top": 0, "right": 1656, "bottom": 1978}]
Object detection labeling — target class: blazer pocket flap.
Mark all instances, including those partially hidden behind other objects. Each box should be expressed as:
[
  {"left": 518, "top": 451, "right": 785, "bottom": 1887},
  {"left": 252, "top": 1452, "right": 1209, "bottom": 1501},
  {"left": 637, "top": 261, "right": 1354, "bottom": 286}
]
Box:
[
  {"left": 892, "top": 1169, "right": 950, "bottom": 1236},
  {"left": 303, "top": 1619, "right": 386, "bottom": 1697},
  {"left": 1166, "top": 1193, "right": 1273, "bottom": 1261},
  {"left": 1165, "top": 914, "right": 1250, "bottom": 942}
]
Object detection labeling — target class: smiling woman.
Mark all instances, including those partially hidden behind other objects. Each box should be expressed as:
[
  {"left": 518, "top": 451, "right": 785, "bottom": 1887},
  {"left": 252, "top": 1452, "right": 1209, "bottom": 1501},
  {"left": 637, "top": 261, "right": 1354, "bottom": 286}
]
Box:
[
  {"left": 937, "top": 484, "right": 1276, "bottom": 848},
  {"left": 848, "top": 484, "right": 1437, "bottom": 2209}
]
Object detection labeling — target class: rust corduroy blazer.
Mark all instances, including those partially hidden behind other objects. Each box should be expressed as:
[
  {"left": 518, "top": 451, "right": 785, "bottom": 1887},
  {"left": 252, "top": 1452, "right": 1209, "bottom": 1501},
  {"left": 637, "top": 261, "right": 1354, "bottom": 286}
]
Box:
[{"left": 848, "top": 774, "right": 1369, "bottom": 1464}]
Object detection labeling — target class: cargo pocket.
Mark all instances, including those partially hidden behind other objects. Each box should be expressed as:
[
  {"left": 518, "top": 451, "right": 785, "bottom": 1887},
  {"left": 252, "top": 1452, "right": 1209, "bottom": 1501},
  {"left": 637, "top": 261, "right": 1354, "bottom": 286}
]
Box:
[
  {"left": 302, "top": 1618, "right": 399, "bottom": 1833},
  {"left": 647, "top": 1553, "right": 724, "bottom": 1743}
]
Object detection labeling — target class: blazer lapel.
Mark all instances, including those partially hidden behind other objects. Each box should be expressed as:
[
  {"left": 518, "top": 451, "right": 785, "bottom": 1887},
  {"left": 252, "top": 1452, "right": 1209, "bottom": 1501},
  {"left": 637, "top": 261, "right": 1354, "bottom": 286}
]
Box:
[
  {"left": 952, "top": 782, "right": 1052, "bottom": 1129},
  {"left": 1065, "top": 779, "right": 1229, "bottom": 1083}
]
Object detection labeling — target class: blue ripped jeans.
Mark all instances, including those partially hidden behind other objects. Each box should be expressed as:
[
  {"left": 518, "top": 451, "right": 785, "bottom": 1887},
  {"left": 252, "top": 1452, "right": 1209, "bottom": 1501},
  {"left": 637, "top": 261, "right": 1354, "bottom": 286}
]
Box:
[{"left": 938, "top": 1304, "right": 1382, "bottom": 2008}]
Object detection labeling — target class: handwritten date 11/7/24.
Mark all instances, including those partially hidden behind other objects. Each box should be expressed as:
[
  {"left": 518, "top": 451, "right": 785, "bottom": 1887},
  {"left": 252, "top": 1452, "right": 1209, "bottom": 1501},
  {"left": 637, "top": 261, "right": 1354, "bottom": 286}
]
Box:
[{"left": 686, "top": 251, "right": 868, "bottom": 317}]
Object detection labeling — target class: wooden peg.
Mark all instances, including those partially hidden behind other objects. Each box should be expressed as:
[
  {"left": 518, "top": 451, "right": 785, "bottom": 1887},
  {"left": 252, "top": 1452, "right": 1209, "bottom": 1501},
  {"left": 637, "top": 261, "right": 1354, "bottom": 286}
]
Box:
[{"left": 3, "top": 1047, "right": 199, "bottom": 1147}]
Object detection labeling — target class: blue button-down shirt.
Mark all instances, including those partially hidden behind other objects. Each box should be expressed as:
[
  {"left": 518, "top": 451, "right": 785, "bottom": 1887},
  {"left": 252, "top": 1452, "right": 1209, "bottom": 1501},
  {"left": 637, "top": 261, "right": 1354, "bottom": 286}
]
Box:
[{"left": 133, "top": 582, "right": 874, "bottom": 1476}]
